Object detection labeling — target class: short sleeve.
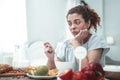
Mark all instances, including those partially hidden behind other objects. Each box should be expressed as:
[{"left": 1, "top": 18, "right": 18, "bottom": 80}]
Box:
[
  {"left": 55, "top": 42, "right": 65, "bottom": 61},
  {"left": 88, "top": 33, "right": 110, "bottom": 66},
  {"left": 88, "top": 34, "right": 110, "bottom": 53},
  {"left": 55, "top": 41, "right": 79, "bottom": 71}
]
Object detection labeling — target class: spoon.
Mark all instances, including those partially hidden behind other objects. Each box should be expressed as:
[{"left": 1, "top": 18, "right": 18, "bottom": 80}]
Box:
[{"left": 74, "top": 46, "right": 87, "bottom": 71}]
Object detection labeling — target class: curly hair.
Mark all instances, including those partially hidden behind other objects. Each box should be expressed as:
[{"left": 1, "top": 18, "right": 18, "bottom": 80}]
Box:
[{"left": 66, "top": 5, "right": 100, "bottom": 32}]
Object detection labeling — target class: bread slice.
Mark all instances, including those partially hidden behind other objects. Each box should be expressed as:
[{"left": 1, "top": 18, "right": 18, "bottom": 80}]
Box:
[{"left": 0, "top": 64, "right": 13, "bottom": 74}]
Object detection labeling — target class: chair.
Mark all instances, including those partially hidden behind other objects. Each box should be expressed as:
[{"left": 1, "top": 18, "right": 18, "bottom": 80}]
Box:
[{"left": 26, "top": 41, "right": 47, "bottom": 66}]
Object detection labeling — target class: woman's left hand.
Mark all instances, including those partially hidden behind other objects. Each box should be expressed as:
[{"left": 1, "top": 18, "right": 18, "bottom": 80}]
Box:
[{"left": 75, "top": 29, "right": 90, "bottom": 44}]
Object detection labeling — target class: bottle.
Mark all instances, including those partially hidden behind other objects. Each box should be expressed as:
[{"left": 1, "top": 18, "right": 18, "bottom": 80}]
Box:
[{"left": 12, "top": 45, "right": 30, "bottom": 68}]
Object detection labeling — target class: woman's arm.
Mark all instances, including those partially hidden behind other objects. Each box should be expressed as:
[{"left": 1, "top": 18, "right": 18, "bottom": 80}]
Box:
[{"left": 81, "top": 48, "right": 103, "bottom": 68}]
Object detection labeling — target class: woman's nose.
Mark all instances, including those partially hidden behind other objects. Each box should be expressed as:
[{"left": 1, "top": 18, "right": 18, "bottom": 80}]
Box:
[{"left": 70, "top": 24, "right": 76, "bottom": 30}]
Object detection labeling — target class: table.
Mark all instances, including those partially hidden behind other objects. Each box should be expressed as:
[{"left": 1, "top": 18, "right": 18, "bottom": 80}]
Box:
[
  {"left": 105, "top": 71, "right": 120, "bottom": 80},
  {"left": 104, "top": 65, "right": 120, "bottom": 80},
  {"left": 0, "top": 77, "right": 57, "bottom": 80},
  {"left": 0, "top": 77, "right": 110, "bottom": 80}
]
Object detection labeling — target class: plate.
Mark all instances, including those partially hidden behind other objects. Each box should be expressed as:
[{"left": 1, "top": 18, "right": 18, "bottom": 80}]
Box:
[
  {"left": 26, "top": 73, "right": 57, "bottom": 79},
  {"left": 104, "top": 65, "right": 120, "bottom": 72}
]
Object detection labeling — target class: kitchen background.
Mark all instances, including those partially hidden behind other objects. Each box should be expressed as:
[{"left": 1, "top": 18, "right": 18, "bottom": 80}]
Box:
[{"left": 0, "top": 0, "right": 120, "bottom": 64}]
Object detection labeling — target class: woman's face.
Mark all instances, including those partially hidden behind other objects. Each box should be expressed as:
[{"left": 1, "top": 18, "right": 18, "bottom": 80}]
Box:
[{"left": 67, "top": 13, "right": 89, "bottom": 36}]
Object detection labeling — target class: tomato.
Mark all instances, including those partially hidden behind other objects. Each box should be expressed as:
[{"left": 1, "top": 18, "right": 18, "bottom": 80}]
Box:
[
  {"left": 59, "top": 68, "right": 73, "bottom": 80},
  {"left": 88, "top": 62, "right": 105, "bottom": 76},
  {"left": 72, "top": 71, "right": 81, "bottom": 80},
  {"left": 81, "top": 62, "right": 105, "bottom": 80},
  {"left": 72, "top": 71, "right": 88, "bottom": 80},
  {"left": 79, "top": 72, "right": 88, "bottom": 80},
  {"left": 84, "top": 70, "right": 97, "bottom": 80}
]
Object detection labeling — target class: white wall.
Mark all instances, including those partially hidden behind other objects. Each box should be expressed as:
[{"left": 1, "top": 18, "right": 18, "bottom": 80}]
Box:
[
  {"left": 86, "top": 0, "right": 103, "bottom": 26},
  {"left": 104, "top": 0, "right": 120, "bottom": 61},
  {"left": 26, "top": 0, "right": 67, "bottom": 46},
  {"left": 26, "top": 0, "right": 120, "bottom": 61}
]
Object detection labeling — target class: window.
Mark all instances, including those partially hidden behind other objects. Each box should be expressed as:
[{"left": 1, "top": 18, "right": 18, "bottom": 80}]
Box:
[{"left": 0, "top": 0, "right": 27, "bottom": 52}]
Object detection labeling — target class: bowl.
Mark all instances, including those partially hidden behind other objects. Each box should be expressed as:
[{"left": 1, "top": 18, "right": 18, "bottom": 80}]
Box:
[{"left": 55, "top": 62, "right": 74, "bottom": 73}]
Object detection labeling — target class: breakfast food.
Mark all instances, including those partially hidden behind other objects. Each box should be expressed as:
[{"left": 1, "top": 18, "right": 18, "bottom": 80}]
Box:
[
  {"left": 58, "top": 62, "right": 105, "bottom": 80},
  {"left": 34, "top": 65, "right": 48, "bottom": 76},
  {"left": 0, "top": 64, "right": 13, "bottom": 74},
  {"left": 27, "top": 65, "right": 59, "bottom": 76},
  {"left": 28, "top": 65, "right": 49, "bottom": 76},
  {"left": 0, "top": 68, "right": 27, "bottom": 77},
  {"left": 48, "top": 68, "right": 59, "bottom": 76}
]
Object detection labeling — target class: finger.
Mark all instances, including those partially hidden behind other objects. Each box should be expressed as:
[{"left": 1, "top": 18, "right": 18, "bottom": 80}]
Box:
[
  {"left": 44, "top": 42, "right": 53, "bottom": 48},
  {"left": 79, "top": 30, "right": 84, "bottom": 39},
  {"left": 47, "top": 48, "right": 53, "bottom": 53},
  {"left": 44, "top": 42, "right": 49, "bottom": 45},
  {"left": 48, "top": 50, "right": 53, "bottom": 53},
  {"left": 44, "top": 42, "right": 52, "bottom": 47},
  {"left": 84, "top": 29, "right": 89, "bottom": 37},
  {"left": 81, "top": 29, "right": 88, "bottom": 38},
  {"left": 45, "top": 47, "right": 53, "bottom": 54},
  {"left": 44, "top": 43, "right": 51, "bottom": 48}
]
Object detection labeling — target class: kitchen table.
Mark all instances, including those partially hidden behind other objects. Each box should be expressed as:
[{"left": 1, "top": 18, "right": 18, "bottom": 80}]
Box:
[
  {"left": 0, "top": 77, "right": 57, "bottom": 80},
  {"left": 104, "top": 65, "right": 120, "bottom": 80}
]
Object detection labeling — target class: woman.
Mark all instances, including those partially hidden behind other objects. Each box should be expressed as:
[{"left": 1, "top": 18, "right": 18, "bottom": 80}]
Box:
[{"left": 44, "top": 3, "right": 109, "bottom": 71}]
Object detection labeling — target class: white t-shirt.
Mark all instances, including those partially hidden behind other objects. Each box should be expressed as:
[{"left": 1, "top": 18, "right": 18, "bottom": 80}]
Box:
[{"left": 55, "top": 33, "right": 110, "bottom": 71}]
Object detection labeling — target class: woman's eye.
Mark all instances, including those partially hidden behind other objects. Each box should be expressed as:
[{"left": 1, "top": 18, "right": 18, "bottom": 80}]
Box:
[
  {"left": 74, "top": 20, "right": 80, "bottom": 25},
  {"left": 68, "top": 21, "right": 72, "bottom": 26}
]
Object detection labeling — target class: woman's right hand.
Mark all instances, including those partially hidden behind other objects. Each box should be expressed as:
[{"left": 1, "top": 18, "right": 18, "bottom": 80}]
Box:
[{"left": 44, "top": 42, "right": 55, "bottom": 60}]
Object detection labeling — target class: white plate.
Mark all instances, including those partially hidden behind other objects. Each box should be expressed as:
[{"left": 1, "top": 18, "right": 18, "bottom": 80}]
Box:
[
  {"left": 26, "top": 73, "right": 57, "bottom": 79},
  {"left": 104, "top": 65, "right": 120, "bottom": 72}
]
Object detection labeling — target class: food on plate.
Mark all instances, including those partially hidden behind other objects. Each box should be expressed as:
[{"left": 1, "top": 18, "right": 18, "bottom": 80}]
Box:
[
  {"left": 28, "top": 65, "right": 49, "bottom": 76},
  {"left": 48, "top": 68, "right": 59, "bottom": 76},
  {"left": 0, "top": 68, "right": 27, "bottom": 77},
  {"left": 0, "top": 64, "right": 13, "bottom": 74},
  {"left": 34, "top": 65, "right": 48, "bottom": 76},
  {"left": 0, "top": 64, "right": 28, "bottom": 78},
  {"left": 27, "top": 66, "right": 35, "bottom": 71},
  {"left": 27, "top": 65, "right": 59, "bottom": 76},
  {"left": 58, "top": 62, "right": 105, "bottom": 80}
]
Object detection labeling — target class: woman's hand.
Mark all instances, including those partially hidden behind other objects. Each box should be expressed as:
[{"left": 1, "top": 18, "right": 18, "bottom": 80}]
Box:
[
  {"left": 44, "top": 42, "right": 55, "bottom": 60},
  {"left": 44, "top": 42, "right": 56, "bottom": 69},
  {"left": 75, "top": 29, "right": 90, "bottom": 44},
  {"left": 70, "top": 29, "right": 90, "bottom": 48}
]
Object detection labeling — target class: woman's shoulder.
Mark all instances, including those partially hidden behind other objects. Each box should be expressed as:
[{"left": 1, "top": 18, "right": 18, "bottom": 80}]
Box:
[
  {"left": 59, "top": 39, "right": 69, "bottom": 45},
  {"left": 88, "top": 32, "right": 109, "bottom": 50},
  {"left": 56, "top": 40, "right": 69, "bottom": 48},
  {"left": 89, "top": 32, "right": 106, "bottom": 42}
]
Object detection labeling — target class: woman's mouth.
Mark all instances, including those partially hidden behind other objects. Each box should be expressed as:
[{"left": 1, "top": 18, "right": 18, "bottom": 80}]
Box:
[{"left": 72, "top": 31, "right": 78, "bottom": 35}]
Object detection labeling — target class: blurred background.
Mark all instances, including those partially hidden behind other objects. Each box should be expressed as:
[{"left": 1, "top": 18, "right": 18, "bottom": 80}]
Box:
[{"left": 0, "top": 0, "right": 120, "bottom": 64}]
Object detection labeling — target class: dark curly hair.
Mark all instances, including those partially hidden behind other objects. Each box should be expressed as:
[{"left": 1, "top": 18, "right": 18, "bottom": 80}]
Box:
[{"left": 66, "top": 3, "right": 100, "bottom": 32}]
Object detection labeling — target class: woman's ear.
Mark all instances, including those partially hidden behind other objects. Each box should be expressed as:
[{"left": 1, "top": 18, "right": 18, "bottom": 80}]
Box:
[{"left": 87, "top": 20, "right": 91, "bottom": 29}]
